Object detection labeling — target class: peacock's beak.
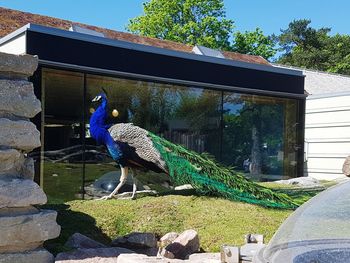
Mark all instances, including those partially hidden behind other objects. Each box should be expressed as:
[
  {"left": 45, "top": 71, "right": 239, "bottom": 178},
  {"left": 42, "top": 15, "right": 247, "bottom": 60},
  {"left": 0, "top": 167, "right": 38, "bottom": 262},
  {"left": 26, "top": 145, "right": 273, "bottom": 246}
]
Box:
[{"left": 92, "top": 95, "right": 102, "bottom": 102}]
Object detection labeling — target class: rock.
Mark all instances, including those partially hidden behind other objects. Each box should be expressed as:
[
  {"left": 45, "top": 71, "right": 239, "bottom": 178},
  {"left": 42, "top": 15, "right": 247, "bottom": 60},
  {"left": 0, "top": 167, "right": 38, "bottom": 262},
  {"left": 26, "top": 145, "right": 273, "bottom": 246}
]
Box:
[
  {"left": 0, "top": 80, "right": 41, "bottom": 118},
  {"left": 0, "top": 149, "right": 34, "bottom": 179},
  {"left": 22, "top": 157, "right": 35, "bottom": 180},
  {"left": 189, "top": 253, "right": 221, "bottom": 263},
  {"left": 0, "top": 149, "right": 23, "bottom": 175},
  {"left": 163, "top": 229, "right": 200, "bottom": 259},
  {"left": 0, "top": 248, "right": 54, "bottom": 263},
  {"left": 0, "top": 52, "right": 38, "bottom": 79},
  {"left": 0, "top": 209, "right": 60, "bottom": 252},
  {"left": 117, "top": 254, "right": 184, "bottom": 263},
  {"left": 55, "top": 247, "right": 134, "bottom": 263},
  {"left": 174, "top": 184, "right": 193, "bottom": 190},
  {"left": 0, "top": 118, "right": 40, "bottom": 151},
  {"left": 159, "top": 232, "right": 179, "bottom": 248},
  {"left": 0, "top": 178, "right": 47, "bottom": 208},
  {"left": 244, "top": 234, "right": 264, "bottom": 245},
  {"left": 275, "top": 177, "right": 321, "bottom": 187},
  {"left": 112, "top": 232, "right": 157, "bottom": 249},
  {"left": 65, "top": 233, "right": 106, "bottom": 249},
  {"left": 343, "top": 156, "right": 350, "bottom": 176}
]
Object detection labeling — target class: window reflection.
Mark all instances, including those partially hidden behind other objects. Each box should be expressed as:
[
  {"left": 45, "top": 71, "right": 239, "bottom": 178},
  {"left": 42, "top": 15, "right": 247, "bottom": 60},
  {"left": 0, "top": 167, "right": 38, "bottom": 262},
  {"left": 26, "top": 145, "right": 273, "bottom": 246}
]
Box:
[
  {"left": 40, "top": 68, "right": 84, "bottom": 202},
  {"left": 222, "top": 93, "right": 299, "bottom": 180},
  {"left": 36, "top": 68, "right": 302, "bottom": 202}
]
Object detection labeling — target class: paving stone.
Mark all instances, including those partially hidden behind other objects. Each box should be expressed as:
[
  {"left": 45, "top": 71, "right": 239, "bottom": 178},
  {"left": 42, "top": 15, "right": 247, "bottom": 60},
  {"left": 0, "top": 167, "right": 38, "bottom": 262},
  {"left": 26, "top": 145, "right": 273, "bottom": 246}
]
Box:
[
  {"left": 55, "top": 247, "right": 134, "bottom": 263},
  {"left": 117, "top": 254, "right": 184, "bottom": 263},
  {"left": 0, "top": 248, "right": 54, "bottom": 263},
  {"left": 188, "top": 252, "right": 221, "bottom": 263}
]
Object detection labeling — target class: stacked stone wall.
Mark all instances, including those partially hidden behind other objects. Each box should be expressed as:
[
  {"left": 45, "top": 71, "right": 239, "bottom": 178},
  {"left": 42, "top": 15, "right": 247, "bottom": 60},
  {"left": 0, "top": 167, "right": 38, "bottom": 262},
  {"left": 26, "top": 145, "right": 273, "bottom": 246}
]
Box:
[{"left": 0, "top": 52, "right": 60, "bottom": 263}]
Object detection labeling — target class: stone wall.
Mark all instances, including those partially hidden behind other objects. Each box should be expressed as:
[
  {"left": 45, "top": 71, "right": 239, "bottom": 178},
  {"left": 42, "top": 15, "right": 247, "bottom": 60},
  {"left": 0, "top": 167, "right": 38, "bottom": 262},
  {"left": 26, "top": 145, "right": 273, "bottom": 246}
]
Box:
[{"left": 0, "top": 52, "right": 60, "bottom": 263}]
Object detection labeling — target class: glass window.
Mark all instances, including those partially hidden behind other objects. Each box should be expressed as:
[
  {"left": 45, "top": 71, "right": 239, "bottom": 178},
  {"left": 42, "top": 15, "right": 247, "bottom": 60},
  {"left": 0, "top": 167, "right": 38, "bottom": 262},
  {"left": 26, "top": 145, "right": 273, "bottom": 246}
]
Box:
[
  {"left": 222, "top": 92, "right": 300, "bottom": 180},
  {"left": 85, "top": 74, "right": 221, "bottom": 195},
  {"left": 36, "top": 67, "right": 303, "bottom": 202},
  {"left": 41, "top": 68, "right": 84, "bottom": 202}
]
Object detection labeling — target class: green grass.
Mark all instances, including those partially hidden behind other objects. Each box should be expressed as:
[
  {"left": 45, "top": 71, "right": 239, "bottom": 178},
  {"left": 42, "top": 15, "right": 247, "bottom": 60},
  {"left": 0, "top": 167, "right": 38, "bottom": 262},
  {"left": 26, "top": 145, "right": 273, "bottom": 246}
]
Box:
[
  {"left": 41, "top": 161, "right": 335, "bottom": 255},
  {"left": 42, "top": 181, "right": 332, "bottom": 255}
]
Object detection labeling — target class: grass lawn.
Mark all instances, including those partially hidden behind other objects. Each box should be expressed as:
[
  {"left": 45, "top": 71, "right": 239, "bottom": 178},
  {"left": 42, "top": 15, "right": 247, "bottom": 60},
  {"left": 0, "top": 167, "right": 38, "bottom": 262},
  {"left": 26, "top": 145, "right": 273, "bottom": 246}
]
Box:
[{"left": 42, "top": 182, "right": 333, "bottom": 255}]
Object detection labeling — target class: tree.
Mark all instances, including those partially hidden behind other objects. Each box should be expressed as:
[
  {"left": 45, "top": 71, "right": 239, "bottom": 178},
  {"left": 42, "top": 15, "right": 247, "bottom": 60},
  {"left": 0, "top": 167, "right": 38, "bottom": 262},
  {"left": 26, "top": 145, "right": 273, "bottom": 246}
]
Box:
[
  {"left": 276, "top": 19, "right": 350, "bottom": 75},
  {"left": 127, "top": 0, "right": 234, "bottom": 50},
  {"left": 232, "top": 28, "right": 276, "bottom": 60}
]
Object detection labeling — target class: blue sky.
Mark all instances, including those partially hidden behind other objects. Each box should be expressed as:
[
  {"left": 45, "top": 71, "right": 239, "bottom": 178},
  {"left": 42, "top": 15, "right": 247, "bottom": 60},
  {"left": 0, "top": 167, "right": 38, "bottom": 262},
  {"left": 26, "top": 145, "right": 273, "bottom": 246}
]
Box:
[{"left": 1, "top": 0, "right": 349, "bottom": 36}]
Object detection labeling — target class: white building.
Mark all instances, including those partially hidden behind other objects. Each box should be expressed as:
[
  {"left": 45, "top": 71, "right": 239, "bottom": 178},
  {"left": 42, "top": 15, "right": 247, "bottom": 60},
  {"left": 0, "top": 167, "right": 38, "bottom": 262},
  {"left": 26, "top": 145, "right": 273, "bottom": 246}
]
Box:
[{"left": 276, "top": 65, "right": 350, "bottom": 180}]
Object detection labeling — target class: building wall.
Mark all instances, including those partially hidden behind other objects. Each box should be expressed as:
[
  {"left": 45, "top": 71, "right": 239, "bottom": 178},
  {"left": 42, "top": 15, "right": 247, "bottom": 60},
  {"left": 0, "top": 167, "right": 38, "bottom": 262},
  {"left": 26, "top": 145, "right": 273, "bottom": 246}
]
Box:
[{"left": 305, "top": 93, "right": 350, "bottom": 180}]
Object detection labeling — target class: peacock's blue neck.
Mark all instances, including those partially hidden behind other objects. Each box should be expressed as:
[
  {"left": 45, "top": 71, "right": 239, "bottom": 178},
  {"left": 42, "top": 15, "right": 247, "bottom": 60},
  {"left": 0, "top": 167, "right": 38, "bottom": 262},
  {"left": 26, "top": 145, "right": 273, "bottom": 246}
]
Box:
[
  {"left": 89, "top": 96, "right": 124, "bottom": 163},
  {"left": 90, "top": 97, "right": 110, "bottom": 145}
]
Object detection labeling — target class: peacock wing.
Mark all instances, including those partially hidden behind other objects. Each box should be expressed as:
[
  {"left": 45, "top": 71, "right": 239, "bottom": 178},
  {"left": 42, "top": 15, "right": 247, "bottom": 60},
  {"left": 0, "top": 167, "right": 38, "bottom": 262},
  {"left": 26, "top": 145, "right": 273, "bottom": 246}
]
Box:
[{"left": 108, "top": 123, "right": 167, "bottom": 171}]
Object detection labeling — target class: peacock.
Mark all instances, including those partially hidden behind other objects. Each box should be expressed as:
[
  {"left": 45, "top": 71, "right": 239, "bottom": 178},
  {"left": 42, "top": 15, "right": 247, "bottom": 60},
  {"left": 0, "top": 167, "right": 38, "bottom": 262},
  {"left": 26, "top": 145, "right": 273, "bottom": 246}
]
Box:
[{"left": 90, "top": 91, "right": 298, "bottom": 209}]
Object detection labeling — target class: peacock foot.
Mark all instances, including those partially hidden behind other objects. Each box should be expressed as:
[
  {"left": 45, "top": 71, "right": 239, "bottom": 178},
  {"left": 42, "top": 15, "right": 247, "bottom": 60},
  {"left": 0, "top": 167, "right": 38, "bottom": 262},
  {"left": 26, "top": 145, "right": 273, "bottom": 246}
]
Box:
[{"left": 97, "top": 194, "right": 116, "bottom": 200}]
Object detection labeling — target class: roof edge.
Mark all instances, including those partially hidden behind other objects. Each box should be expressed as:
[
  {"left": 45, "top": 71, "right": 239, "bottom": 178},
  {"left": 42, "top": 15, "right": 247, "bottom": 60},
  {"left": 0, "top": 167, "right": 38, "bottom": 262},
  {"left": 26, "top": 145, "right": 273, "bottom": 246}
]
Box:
[{"left": 2, "top": 23, "right": 304, "bottom": 77}]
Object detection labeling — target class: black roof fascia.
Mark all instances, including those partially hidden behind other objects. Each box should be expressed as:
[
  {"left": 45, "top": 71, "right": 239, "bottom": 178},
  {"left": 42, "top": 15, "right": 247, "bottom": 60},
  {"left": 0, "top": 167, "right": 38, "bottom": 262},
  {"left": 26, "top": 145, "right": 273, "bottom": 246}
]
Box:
[{"left": 16, "top": 24, "right": 304, "bottom": 96}]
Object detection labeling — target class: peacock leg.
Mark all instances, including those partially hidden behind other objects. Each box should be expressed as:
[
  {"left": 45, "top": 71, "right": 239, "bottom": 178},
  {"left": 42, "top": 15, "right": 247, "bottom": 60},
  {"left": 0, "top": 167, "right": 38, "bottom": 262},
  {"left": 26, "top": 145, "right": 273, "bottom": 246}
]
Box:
[
  {"left": 130, "top": 169, "right": 137, "bottom": 200},
  {"left": 98, "top": 165, "right": 129, "bottom": 200}
]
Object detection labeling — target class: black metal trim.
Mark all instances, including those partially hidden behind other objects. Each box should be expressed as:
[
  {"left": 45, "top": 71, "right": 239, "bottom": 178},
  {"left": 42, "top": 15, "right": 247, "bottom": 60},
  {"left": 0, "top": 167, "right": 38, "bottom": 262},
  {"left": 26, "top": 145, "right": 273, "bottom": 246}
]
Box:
[{"left": 26, "top": 30, "right": 305, "bottom": 96}]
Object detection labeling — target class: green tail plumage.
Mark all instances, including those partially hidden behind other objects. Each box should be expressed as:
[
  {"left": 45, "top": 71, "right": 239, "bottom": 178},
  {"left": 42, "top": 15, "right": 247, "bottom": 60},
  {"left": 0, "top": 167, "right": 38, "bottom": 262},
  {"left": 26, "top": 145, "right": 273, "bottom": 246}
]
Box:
[{"left": 149, "top": 132, "right": 298, "bottom": 209}]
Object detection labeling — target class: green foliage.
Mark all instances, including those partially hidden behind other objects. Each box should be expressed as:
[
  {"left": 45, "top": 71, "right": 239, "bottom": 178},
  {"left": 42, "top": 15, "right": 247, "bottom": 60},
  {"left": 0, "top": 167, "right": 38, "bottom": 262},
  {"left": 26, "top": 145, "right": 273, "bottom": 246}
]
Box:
[
  {"left": 127, "top": 0, "right": 234, "bottom": 50},
  {"left": 232, "top": 28, "right": 277, "bottom": 59},
  {"left": 276, "top": 19, "right": 350, "bottom": 75}
]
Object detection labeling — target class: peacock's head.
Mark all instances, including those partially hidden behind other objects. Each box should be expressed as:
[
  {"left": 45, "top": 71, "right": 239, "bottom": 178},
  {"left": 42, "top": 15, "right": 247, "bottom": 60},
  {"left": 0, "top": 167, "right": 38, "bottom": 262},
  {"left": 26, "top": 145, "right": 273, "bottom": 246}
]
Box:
[
  {"left": 92, "top": 92, "right": 107, "bottom": 103},
  {"left": 92, "top": 87, "right": 108, "bottom": 103}
]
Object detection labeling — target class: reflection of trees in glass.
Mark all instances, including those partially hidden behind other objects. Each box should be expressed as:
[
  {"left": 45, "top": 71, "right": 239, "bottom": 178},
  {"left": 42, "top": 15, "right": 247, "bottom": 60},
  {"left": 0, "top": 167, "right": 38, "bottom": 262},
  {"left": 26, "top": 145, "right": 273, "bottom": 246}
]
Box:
[
  {"left": 223, "top": 94, "right": 284, "bottom": 175},
  {"left": 175, "top": 88, "right": 221, "bottom": 131}
]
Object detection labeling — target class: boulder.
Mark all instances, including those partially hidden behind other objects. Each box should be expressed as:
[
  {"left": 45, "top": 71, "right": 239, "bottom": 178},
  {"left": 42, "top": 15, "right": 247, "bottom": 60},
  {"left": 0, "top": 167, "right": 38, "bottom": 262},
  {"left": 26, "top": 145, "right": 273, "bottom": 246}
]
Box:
[
  {"left": 0, "top": 52, "right": 38, "bottom": 79},
  {"left": 0, "top": 178, "right": 47, "bottom": 208},
  {"left": 55, "top": 247, "right": 134, "bottom": 263},
  {"left": 0, "top": 149, "right": 23, "bottom": 175},
  {"left": 0, "top": 209, "right": 60, "bottom": 251},
  {"left": 343, "top": 156, "right": 350, "bottom": 176},
  {"left": 0, "top": 79, "right": 41, "bottom": 118},
  {"left": 159, "top": 232, "right": 179, "bottom": 248},
  {"left": 162, "top": 229, "right": 200, "bottom": 259},
  {"left": 275, "top": 177, "right": 321, "bottom": 187},
  {"left": 0, "top": 248, "right": 54, "bottom": 263},
  {"left": 111, "top": 232, "right": 157, "bottom": 249},
  {"left": 65, "top": 233, "right": 106, "bottom": 249},
  {"left": 0, "top": 118, "right": 40, "bottom": 151},
  {"left": 22, "top": 157, "right": 35, "bottom": 180}
]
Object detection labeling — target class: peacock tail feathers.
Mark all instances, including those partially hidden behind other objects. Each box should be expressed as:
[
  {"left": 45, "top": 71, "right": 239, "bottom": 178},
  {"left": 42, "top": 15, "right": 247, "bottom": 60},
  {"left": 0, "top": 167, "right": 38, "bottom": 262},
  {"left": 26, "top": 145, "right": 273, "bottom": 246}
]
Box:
[{"left": 148, "top": 132, "right": 298, "bottom": 210}]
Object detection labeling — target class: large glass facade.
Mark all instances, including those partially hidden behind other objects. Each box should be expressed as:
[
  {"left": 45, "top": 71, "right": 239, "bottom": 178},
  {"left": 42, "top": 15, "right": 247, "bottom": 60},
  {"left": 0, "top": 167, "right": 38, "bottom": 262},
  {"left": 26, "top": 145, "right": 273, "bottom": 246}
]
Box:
[{"left": 36, "top": 68, "right": 303, "bottom": 202}]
